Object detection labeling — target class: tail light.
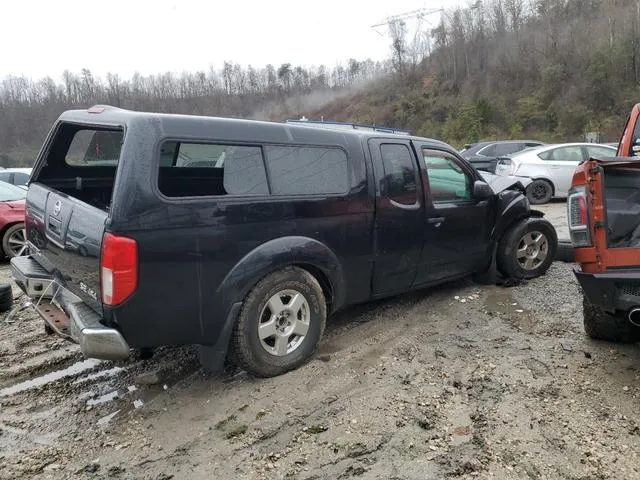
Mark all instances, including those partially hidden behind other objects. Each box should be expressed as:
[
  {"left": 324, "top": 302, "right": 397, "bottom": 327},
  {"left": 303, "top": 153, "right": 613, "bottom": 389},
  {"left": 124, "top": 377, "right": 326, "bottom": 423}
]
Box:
[
  {"left": 567, "top": 186, "right": 592, "bottom": 247},
  {"left": 498, "top": 158, "right": 517, "bottom": 175},
  {"left": 100, "top": 233, "right": 138, "bottom": 306}
]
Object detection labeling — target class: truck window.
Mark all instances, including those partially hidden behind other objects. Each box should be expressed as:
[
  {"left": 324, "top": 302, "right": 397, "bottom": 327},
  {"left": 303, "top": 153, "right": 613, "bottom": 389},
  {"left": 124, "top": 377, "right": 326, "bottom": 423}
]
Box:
[
  {"left": 158, "top": 142, "right": 268, "bottom": 197},
  {"left": 264, "top": 145, "right": 348, "bottom": 195},
  {"left": 379, "top": 144, "right": 418, "bottom": 205},
  {"left": 66, "top": 129, "right": 122, "bottom": 166},
  {"left": 422, "top": 150, "right": 471, "bottom": 202},
  {"left": 34, "top": 123, "right": 124, "bottom": 211}
]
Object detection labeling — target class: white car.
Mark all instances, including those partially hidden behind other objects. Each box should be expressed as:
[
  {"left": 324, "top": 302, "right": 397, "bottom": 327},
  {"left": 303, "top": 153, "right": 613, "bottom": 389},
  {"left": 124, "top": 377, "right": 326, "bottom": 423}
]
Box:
[
  {"left": 0, "top": 168, "right": 32, "bottom": 190},
  {"left": 494, "top": 143, "right": 617, "bottom": 204}
]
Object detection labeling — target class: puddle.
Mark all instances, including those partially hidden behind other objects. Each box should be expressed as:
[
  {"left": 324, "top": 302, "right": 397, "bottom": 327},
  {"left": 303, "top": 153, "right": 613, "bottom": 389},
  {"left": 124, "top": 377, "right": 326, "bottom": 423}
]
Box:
[
  {"left": 87, "top": 390, "right": 119, "bottom": 406},
  {"left": 484, "top": 287, "right": 526, "bottom": 316},
  {"left": 97, "top": 409, "right": 121, "bottom": 427},
  {"left": 0, "top": 423, "right": 60, "bottom": 446},
  {"left": 0, "top": 359, "right": 102, "bottom": 397},
  {"left": 447, "top": 400, "right": 474, "bottom": 446},
  {"left": 72, "top": 366, "right": 124, "bottom": 385}
]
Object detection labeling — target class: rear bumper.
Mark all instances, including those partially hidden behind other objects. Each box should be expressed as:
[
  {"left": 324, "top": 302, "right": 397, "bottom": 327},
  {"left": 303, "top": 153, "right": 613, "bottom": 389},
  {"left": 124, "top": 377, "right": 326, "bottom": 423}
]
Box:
[
  {"left": 10, "top": 256, "right": 130, "bottom": 361},
  {"left": 574, "top": 268, "right": 640, "bottom": 312}
]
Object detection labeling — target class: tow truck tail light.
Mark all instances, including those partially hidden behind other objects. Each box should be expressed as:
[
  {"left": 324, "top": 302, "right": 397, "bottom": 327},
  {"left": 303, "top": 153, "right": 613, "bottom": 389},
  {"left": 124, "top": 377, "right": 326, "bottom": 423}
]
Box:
[
  {"left": 100, "top": 233, "right": 138, "bottom": 306},
  {"left": 567, "top": 186, "right": 592, "bottom": 247}
]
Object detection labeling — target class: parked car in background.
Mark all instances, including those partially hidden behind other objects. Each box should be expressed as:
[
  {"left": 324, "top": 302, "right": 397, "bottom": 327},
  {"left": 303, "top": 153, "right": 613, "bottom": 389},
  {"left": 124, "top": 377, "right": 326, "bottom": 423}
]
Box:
[
  {"left": 0, "top": 181, "right": 27, "bottom": 258},
  {"left": 11, "top": 105, "right": 557, "bottom": 379},
  {"left": 0, "top": 168, "right": 32, "bottom": 190},
  {"left": 460, "top": 140, "right": 545, "bottom": 173},
  {"left": 494, "top": 143, "right": 617, "bottom": 204}
]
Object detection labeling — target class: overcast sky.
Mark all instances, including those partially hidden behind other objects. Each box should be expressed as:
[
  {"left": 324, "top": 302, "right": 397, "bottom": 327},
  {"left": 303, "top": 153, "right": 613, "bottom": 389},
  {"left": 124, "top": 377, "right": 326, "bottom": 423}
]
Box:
[{"left": 1, "top": 0, "right": 462, "bottom": 81}]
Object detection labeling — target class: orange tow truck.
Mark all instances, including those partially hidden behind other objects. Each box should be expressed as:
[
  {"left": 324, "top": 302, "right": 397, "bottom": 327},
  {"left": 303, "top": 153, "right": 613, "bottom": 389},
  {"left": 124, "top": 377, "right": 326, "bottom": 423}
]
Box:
[{"left": 569, "top": 104, "right": 640, "bottom": 342}]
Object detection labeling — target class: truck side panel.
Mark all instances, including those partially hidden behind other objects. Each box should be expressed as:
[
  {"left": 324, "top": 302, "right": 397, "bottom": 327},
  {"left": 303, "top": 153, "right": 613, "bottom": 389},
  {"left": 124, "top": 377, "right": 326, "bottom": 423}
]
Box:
[{"left": 108, "top": 120, "right": 375, "bottom": 347}]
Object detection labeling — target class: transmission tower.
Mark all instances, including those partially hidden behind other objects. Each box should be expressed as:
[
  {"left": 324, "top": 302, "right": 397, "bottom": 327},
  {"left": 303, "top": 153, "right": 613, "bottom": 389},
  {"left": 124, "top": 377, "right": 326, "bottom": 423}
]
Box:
[{"left": 371, "top": 7, "right": 444, "bottom": 35}]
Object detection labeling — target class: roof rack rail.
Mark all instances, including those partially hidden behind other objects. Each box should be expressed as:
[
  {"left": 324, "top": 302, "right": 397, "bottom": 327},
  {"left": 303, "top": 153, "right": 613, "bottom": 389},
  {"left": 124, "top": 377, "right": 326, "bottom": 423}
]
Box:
[{"left": 285, "top": 118, "right": 412, "bottom": 136}]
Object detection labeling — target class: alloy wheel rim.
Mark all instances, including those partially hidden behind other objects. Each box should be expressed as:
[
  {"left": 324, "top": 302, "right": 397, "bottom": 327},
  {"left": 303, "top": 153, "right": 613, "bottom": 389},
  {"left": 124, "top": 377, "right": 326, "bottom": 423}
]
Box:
[
  {"left": 516, "top": 230, "right": 548, "bottom": 271},
  {"left": 8, "top": 228, "right": 28, "bottom": 257},
  {"left": 258, "top": 289, "right": 310, "bottom": 356}
]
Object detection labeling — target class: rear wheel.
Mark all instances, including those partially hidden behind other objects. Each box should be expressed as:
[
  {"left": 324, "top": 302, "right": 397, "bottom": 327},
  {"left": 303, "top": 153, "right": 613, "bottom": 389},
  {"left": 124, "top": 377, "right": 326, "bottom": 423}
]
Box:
[
  {"left": 583, "top": 296, "right": 640, "bottom": 343},
  {"left": 230, "top": 267, "right": 326, "bottom": 378},
  {"left": 2, "top": 223, "right": 28, "bottom": 259},
  {"left": 497, "top": 219, "right": 557, "bottom": 279},
  {"left": 526, "top": 179, "right": 553, "bottom": 205}
]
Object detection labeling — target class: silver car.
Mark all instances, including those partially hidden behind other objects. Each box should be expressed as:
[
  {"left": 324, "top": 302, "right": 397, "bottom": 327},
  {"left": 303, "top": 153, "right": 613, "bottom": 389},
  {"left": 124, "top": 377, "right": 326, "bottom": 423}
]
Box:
[{"left": 494, "top": 143, "right": 617, "bottom": 204}]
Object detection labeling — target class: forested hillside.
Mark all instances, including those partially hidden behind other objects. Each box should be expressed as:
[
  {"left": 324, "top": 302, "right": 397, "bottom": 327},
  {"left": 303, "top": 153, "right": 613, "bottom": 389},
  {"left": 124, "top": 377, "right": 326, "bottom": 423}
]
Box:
[
  {"left": 0, "top": 60, "right": 389, "bottom": 166},
  {"left": 2, "top": 0, "right": 640, "bottom": 166},
  {"left": 315, "top": 0, "right": 640, "bottom": 146}
]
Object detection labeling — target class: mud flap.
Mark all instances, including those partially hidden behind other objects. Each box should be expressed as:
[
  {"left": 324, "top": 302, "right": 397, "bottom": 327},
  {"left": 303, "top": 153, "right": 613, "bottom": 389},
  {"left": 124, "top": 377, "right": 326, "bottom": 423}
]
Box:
[
  {"left": 472, "top": 243, "right": 499, "bottom": 285},
  {"left": 197, "top": 301, "right": 243, "bottom": 374}
]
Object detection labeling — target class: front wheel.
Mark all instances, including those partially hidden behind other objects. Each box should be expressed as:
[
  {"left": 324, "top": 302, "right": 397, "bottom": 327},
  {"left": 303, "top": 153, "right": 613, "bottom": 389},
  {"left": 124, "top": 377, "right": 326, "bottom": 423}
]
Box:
[
  {"left": 230, "top": 267, "right": 326, "bottom": 378},
  {"left": 2, "top": 223, "right": 28, "bottom": 259},
  {"left": 497, "top": 218, "right": 557, "bottom": 279}
]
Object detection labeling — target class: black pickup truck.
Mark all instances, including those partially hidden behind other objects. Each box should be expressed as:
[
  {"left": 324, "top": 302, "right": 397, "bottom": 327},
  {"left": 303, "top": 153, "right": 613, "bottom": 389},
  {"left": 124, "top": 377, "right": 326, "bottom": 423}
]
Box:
[{"left": 11, "top": 106, "right": 557, "bottom": 377}]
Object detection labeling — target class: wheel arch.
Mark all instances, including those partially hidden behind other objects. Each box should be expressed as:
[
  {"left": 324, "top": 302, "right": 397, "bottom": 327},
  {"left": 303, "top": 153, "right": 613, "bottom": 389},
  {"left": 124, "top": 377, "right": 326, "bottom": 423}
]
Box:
[
  {"left": 0, "top": 220, "right": 24, "bottom": 238},
  {"left": 217, "top": 236, "right": 345, "bottom": 311},
  {"left": 199, "top": 237, "right": 344, "bottom": 374}
]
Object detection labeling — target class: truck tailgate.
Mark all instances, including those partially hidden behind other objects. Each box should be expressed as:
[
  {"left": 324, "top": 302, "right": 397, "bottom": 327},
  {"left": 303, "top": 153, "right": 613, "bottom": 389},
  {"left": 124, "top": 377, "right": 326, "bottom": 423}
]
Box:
[{"left": 26, "top": 183, "right": 107, "bottom": 313}]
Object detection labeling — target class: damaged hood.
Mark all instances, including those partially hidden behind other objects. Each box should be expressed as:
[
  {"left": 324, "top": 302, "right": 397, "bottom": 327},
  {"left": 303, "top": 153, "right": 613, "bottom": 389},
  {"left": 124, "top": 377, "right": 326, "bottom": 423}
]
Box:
[{"left": 479, "top": 171, "right": 532, "bottom": 193}]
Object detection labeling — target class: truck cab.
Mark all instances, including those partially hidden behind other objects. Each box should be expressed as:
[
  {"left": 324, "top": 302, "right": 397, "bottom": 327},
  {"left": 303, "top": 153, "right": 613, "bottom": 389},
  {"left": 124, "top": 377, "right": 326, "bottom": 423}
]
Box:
[{"left": 569, "top": 103, "right": 640, "bottom": 342}]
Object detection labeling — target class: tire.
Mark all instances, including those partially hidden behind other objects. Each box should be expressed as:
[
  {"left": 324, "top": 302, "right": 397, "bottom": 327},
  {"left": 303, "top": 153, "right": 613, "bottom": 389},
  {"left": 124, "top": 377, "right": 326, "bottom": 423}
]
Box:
[
  {"left": 554, "top": 240, "right": 574, "bottom": 263},
  {"left": 526, "top": 179, "right": 553, "bottom": 205},
  {"left": 2, "top": 223, "right": 28, "bottom": 259},
  {"left": 497, "top": 218, "right": 557, "bottom": 279},
  {"left": 0, "top": 283, "right": 13, "bottom": 312},
  {"left": 583, "top": 295, "right": 640, "bottom": 343},
  {"left": 230, "top": 266, "right": 326, "bottom": 378}
]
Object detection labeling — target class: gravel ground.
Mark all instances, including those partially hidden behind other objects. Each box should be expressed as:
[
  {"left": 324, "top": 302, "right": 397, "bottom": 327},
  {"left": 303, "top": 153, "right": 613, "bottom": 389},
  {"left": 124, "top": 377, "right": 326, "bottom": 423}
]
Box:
[
  {"left": 534, "top": 201, "right": 568, "bottom": 240},
  {"left": 1, "top": 206, "right": 639, "bottom": 480}
]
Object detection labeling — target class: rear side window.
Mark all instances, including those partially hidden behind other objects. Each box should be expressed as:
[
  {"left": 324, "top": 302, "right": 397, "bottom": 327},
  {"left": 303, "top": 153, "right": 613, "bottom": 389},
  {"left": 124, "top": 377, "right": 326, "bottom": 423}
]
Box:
[
  {"left": 380, "top": 143, "right": 417, "bottom": 204},
  {"left": 586, "top": 146, "right": 615, "bottom": 159},
  {"left": 158, "top": 142, "right": 268, "bottom": 197},
  {"left": 540, "top": 146, "right": 584, "bottom": 162},
  {"left": 65, "top": 129, "right": 123, "bottom": 166},
  {"left": 477, "top": 144, "right": 496, "bottom": 156},
  {"left": 264, "top": 146, "right": 348, "bottom": 195},
  {"left": 495, "top": 143, "right": 523, "bottom": 156}
]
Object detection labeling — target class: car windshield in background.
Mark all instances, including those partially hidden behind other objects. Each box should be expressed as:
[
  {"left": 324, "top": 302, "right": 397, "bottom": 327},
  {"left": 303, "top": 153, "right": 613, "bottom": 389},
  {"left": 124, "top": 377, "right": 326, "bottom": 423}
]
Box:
[
  {"left": 65, "top": 129, "right": 123, "bottom": 166},
  {"left": 0, "top": 181, "right": 27, "bottom": 201}
]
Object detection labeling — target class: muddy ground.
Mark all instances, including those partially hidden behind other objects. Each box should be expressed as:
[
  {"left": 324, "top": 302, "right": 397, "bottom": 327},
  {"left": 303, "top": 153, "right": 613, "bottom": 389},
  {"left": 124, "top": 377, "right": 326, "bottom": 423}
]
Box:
[{"left": 1, "top": 205, "right": 639, "bottom": 480}]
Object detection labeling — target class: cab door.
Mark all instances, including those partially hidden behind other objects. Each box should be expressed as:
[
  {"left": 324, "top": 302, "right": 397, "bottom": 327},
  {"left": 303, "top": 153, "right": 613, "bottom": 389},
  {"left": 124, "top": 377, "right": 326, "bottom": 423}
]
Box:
[
  {"left": 369, "top": 139, "right": 425, "bottom": 295},
  {"left": 413, "top": 146, "right": 492, "bottom": 285}
]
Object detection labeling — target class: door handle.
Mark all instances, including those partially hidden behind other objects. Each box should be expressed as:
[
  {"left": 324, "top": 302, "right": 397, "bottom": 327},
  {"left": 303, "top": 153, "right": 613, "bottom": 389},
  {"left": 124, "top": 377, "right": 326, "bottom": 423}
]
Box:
[{"left": 427, "top": 216, "right": 445, "bottom": 226}]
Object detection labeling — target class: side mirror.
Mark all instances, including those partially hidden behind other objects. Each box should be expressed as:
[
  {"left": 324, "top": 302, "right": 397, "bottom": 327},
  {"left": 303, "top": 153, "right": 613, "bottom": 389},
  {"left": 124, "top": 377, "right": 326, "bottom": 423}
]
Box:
[{"left": 473, "top": 180, "right": 493, "bottom": 200}]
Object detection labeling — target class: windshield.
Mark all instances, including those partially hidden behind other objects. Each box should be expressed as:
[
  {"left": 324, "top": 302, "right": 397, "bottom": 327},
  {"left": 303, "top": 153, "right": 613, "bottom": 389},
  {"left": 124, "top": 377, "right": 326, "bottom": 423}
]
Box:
[{"left": 0, "top": 180, "right": 27, "bottom": 201}]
